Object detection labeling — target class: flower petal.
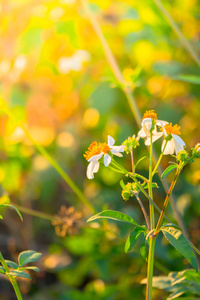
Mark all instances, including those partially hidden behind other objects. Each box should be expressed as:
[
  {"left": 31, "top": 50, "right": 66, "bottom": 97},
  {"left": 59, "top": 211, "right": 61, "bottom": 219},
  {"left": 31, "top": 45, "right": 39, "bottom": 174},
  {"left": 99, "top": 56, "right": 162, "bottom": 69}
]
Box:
[
  {"left": 88, "top": 152, "right": 103, "bottom": 162},
  {"left": 174, "top": 139, "right": 184, "bottom": 155},
  {"left": 108, "top": 135, "right": 115, "bottom": 147},
  {"left": 156, "top": 120, "right": 168, "bottom": 136},
  {"left": 142, "top": 118, "right": 152, "bottom": 132},
  {"left": 87, "top": 161, "right": 100, "bottom": 179},
  {"left": 93, "top": 161, "right": 100, "bottom": 173},
  {"left": 163, "top": 139, "right": 175, "bottom": 155},
  {"left": 138, "top": 128, "right": 147, "bottom": 138},
  {"left": 145, "top": 132, "right": 164, "bottom": 145},
  {"left": 172, "top": 134, "right": 185, "bottom": 146},
  {"left": 104, "top": 154, "right": 112, "bottom": 167},
  {"left": 112, "top": 152, "right": 123, "bottom": 157},
  {"left": 111, "top": 145, "right": 124, "bottom": 153}
]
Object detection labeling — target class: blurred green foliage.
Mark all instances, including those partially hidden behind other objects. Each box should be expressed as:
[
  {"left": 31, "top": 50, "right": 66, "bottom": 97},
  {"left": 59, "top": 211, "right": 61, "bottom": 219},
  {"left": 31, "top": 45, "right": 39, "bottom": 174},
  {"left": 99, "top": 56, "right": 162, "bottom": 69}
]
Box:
[{"left": 0, "top": 0, "right": 199, "bottom": 299}]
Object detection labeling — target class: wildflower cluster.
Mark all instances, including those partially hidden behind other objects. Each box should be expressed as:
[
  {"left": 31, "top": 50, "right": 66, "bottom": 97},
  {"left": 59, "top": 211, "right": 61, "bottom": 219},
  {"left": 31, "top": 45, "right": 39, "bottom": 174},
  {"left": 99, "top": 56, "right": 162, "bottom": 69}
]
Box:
[
  {"left": 123, "top": 135, "right": 140, "bottom": 154},
  {"left": 84, "top": 109, "right": 200, "bottom": 300}
]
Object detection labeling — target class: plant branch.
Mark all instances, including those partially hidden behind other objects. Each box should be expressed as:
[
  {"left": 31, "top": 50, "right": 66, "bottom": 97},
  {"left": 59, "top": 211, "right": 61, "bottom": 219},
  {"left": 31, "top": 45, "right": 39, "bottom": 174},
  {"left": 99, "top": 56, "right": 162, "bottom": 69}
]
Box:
[
  {"left": 134, "top": 193, "right": 150, "bottom": 231},
  {"left": 80, "top": 0, "right": 188, "bottom": 237}
]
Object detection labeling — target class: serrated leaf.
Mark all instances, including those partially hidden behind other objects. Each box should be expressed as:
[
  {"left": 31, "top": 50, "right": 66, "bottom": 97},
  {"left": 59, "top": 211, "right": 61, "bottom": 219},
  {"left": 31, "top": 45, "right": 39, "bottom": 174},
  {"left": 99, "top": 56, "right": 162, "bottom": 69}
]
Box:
[
  {"left": 18, "top": 250, "right": 42, "bottom": 267},
  {"left": 0, "top": 204, "right": 23, "bottom": 221},
  {"left": 161, "top": 165, "right": 178, "bottom": 179},
  {"left": 135, "top": 156, "right": 147, "bottom": 169},
  {"left": 5, "top": 260, "right": 18, "bottom": 269},
  {"left": 87, "top": 210, "right": 139, "bottom": 226},
  {"left": 161, "top": 227, "right": 198, "bottom": 272},
  {"left": 7, "top": 270, "right": 31, "bottom": 279},
  {"left": 22, "top": 266, "right": 40, "bottom": 272},
  {"left": 124, "top": 227, "right": 146, "bottom": 253}
]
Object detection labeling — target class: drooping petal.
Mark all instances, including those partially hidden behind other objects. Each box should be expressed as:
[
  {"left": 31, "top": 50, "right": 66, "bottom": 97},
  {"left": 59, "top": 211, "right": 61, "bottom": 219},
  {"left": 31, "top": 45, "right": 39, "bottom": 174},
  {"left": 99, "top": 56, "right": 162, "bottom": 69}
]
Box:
[
  {"left": 93, "top": 161, "right": 100, "bottom": 173},
  {"left": 174, "top": 139, "right": 184, "bottom": 155},
  {"left": 156, "top": 120, "right": 168, "bottom": 136},
  {"left": 145, "top": 132, "right": 164, "bottom": 145},
  {"left": 138, "top": 128, "right": 147, "bottom": 138},
  {"left": 108, "top": 135, "right": 115, "bottom": 147},
  {"left": 111, "top": 145, "right": 124, "bottom": 153},
  {"left": 104, "top": 153, "right": 112, "bottom": 167},
  {"left": 163, "top": 139, "right": 175, "bottom": 155},
  {"left": 86, "top": 161, "right": 100, "bottom": 179},
  {"left": 88, "top": 152, "right": 103, "bottom": 162},
  {"left": 172, "top": 134, "right": 185, "bottom": 146}
]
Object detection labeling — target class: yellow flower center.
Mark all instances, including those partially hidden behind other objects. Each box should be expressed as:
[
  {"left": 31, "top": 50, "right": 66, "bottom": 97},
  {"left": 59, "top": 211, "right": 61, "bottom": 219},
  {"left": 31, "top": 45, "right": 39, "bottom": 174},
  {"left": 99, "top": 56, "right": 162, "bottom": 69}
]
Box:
[
  {"left": 142, "top": 110, "right": 157, "bottom": 120},
  {"left": 163, "top": 123, "right": 181, "bottom": 135},
  {"left": 84, "top": 141, "right": 111, "bottom": 160}
]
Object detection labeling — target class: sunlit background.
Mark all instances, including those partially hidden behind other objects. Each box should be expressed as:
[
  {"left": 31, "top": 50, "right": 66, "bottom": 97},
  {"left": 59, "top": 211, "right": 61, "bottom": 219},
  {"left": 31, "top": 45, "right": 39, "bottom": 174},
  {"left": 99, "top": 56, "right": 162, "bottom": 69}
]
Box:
[{"left": 0, "top": 0, "right": 199, "bottom": 299}]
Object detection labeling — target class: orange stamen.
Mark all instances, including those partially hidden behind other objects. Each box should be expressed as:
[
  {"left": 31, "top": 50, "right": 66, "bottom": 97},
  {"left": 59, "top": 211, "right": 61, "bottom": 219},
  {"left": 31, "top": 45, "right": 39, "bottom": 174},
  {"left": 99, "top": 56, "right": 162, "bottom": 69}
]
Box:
[
  {"left": 164, "top": 123, "right": 181, "bottom": 135},
  {"left": 84, "top": 141, "right": 101, "bottom": 160},
  {"left": 84, "top": 141, "right": 111, "bottom": 160},
  {"left": 142, "top": 110, "right": 157, "bottom": 120}
]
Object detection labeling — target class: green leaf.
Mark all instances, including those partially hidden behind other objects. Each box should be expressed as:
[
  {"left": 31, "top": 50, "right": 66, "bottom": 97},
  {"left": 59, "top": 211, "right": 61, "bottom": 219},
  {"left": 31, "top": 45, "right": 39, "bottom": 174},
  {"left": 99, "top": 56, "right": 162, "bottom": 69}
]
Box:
[
  {"left": 140, "top": 237, "right": 148, "bottom": 260},
  {"left": 135, "top": 156, "right": 147, "bottom": 169},
  {"left": 87, "top": 210, "right": 140, "bottom": 226},
  {"left": 161, "top": 165, "right": 178, "bottom": 179},
  {"left": 7, "top": 270, "right": 31, "bottom": 279},
  {"left": 120, "top": 180, "right": 126, "bottom": 190},
  {"left": 0, "top": 215, "right": 3, "bottom": 219},
  {"left": 172, "top": 74, "right": 200, "bottom": 85},
  {"left": 22, "top": 266, "right": 40, "bottom": 273},
  {"left": 161, "top": 227, "right": 198, "bottom": 272},
  {"left": 5, "top": 260, "right": 18, "bottom": 269},
  {"left": 0, "top": 204, "right": 23, "bottom": 221},
  {"left": 18, "top": 250, "right": 42, "bottom": 267},
  {"left": 125, "top": 227, "right": 146, "bottom": 253}
]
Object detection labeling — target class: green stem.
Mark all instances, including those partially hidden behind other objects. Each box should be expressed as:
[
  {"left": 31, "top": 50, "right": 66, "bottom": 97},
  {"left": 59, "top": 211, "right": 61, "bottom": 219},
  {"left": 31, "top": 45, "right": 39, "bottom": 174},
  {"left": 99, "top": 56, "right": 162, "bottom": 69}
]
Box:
[
  {"left": 146, "top": 129, "right": 155, "bottom": 300},
  {"left": 152, "top": 140, "right": 168, "bottom": 177},
  {"left": 80, "top": 0, "right": 189, "bottom": 238},
  {"left": 130, "top": 149, "right": 135, "bottom": 175},
  {"left": 0, "top": 252, "right": 23, "bottom": 300},
  {"left": 133, "top": 178, "right": 172, "bottom": 223},
  {"left": 12, "top": 203, "right": 63, "bottom": 222},
  {"left": 20, "top": 125, "right": 95, "bottom": 214},
  {"left": 155, "top": 166, "right": 181, "bottom": 233},
  {"left": 146, "top": 236, "right": 156, "bottom": 300},
  {"left": 149, "top": 130, "right": 154, "bottom": 230}
]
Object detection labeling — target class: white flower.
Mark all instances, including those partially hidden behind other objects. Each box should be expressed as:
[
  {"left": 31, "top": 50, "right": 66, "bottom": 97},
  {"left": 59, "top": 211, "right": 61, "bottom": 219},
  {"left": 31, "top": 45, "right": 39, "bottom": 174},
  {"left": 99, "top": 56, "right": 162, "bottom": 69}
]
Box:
[
  {"left": 161, "top": 134, "right": 185, "bottom": 155},
  {"left": 145, "top": 122, "right": 186, "bottom": 155},
  {"left": 138, "top": 118, "right": 168, "bottom": 144},
  {"left": 85, "top": 135, "right": 124, "bottom": 179}
]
